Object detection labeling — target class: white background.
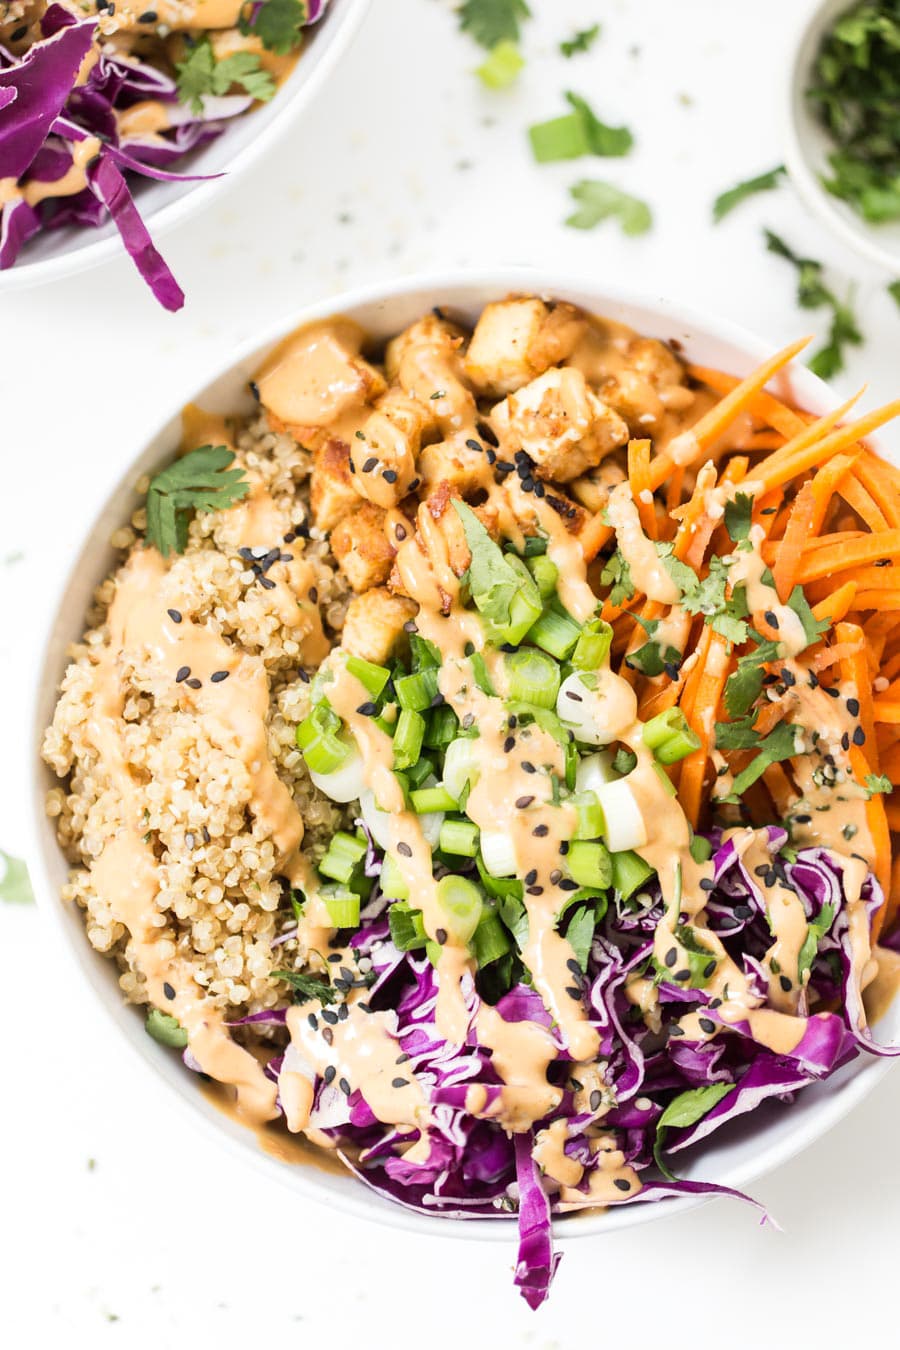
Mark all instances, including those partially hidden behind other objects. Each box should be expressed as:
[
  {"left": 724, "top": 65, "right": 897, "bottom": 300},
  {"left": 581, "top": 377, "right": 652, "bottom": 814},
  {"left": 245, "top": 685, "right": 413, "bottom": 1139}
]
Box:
[{"left": 3, "top": 0, "right": 900, "bottom": 1344}]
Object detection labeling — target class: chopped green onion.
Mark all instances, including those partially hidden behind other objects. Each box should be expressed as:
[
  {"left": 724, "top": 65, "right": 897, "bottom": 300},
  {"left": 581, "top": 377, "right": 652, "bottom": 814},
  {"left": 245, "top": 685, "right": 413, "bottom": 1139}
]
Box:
[
  {"left": 479, "top": 828, "right": 518, "bottom": 878},
  {"left": 566, "top": 840, "right": 612, "bottom": 889},
  {"left": 469, "top": 907, "right": 512, "bottom": 966},
  {"left": 296, "top": 703, "right": 352, "bottom": 774},
  {"left": 389, "top": 901, "right": 425, "bottom": 949},
  {"left": 595, "top": 777, "right": 647, "bottom": 851},
  {"left": 442, "top": 737, "right": 481, "bottom": 802},
  {"left": 571, "top": 618, "right": 613, "bottom": 671},
  {"left": 405, "top": 755, "right": 435, "bottom": 789},
  {"left": 323, "top": 888, "right": 360, "bottom": 928},
  {"left": 689, "top": 834, "right": 713, "bottom": 864},
  {"left": 409, "top": 634, "right": 441, "bottom": 670},
  {"left": 504, "top": 647, "right": 561, "bottom": 710},
  {"left": 318, "top": 830, "right": 367, "bottom": 885},
  {"left": 345, "top": 655, "right": 390, "bottom": 698},
  {"left": 528, "top": 603, "right": 581, "bottom": 660},
  {"left": 643, "top": 707, "right": 702, "bottom": 765},
  {"left": 425, "top": 704, "right": 459, "bottom": 749},
  {"left": 476, "top": 39, "right": 524, "bottom": 90},
  {"left": 571, "top": 791, "right": 606, "bottom": 840},
  {"left": 435, "top": 874, "right": 484, "bottom": 944},
  {"left": 410, "top": 785, "right": 458, "bottom": 814},
  {"left": 393, "top": 708, "right": 426, "bottom": 771},
  {"left": 521, "top": 535, "right": 548, "bottom": 557},
  {"left": 381, "top": 854, "right": 409, "bottom": 900},
  {"left": 146, "top": 1008, "right": 188, "bottom": 1048},
  {"left": 526, "top": 554, "right": 559, "bottom": 599},
  {"left": 500, "top": 574, "right": 544, "bottom": 645},
  {"left": 394, "top": 668, "right": 440, "bottom": 712},
  {"left": 439, "top": 817, "right": 481, "bottom": 857},
  {"left": 529, "top": 111, "right": 591, "bottom": 163},
  {"left": 610, "top": 849, "right": 654, "bottom": 899},
  {"left": 476, "top": 852, "right": 524, "bottom": 900}
]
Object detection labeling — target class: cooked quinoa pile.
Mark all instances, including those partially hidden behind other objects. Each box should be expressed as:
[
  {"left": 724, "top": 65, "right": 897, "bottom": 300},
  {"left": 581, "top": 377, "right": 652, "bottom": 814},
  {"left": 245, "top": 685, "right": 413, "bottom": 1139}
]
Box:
[{"left": 42, "top": 414, "right": 350, "bottom": 1020}]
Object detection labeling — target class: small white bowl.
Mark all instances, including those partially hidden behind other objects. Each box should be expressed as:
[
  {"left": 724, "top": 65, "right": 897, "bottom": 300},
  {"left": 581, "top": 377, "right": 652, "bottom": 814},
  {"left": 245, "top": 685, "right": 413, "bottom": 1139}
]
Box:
[
  {"left": 784, "top": 0, "right": 900, "bottom": 271},
  {"left": 0, "top": 0, "right": 370, "bottom": 294},
  {"left": 27, "top": 268, "right": 900, "bottom": 1246}
]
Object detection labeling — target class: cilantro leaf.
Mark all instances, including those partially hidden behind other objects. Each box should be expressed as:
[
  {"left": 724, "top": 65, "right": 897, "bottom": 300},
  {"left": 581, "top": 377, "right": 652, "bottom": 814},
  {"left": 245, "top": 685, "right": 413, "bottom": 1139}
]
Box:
[
  {"left": 0, "top": 848, "right": 33, "bottom": 903},
  {"left": 725, "top": 721, "right": 803, "bottom": 799},
  {"left": 566, "top": 180, "right": 652, "bottom": 235},
  {"left": 765, "top": 229, "right": 863, "bottom": 377},
  {"left": 175, "top": 37, "right": 276, "bottom": 115},
  {"left": 560, "top": 24, "right": 600, "bottom": 58},
  {"left": 600, "top": 548, "right": 635, "bottom": 606},
  {"left": 272, "top": 969, "right": 337, "bottom": 1003},
  {"left": 145, "top": 445, "right": 250, "bottom": 557},
  {"left": 786, "top": 585, "right": 830, "bottom": 647},
  {"left": 713, "top": 715, "right": 761, "bottom": 752},
  {"left": 564, "top": 904, "right": 596, "bottom": 972},
  {"left": 453, "top": 500, "right": 539, "bottom": 632},
  {"left": 239, "top": 0, "right": 309, "bottom": 55},
  {"left": 712, "top": 165, "right": 785, "bottom": 222},
  {"left": 613, "top": 748, "right": 637, "bottom": 776},
  {"left": 653, "top": 1083, "right": 731, "bottom": 1179},
  {"left": 865, "top": 772, "right": 893, "bottom": 798},
  {"left": 565, "top": 91, "right": 633, "bottom": 157},
  {"left": 655, "top": 541, "right": 696, "bottom": 597},
  {"left": 146, "top": 1009, "right": 188, "bottom": 1048},
  {"left": 889, "top": 281, "right": 900, "bottom": 310},
  {"left": 797, "top": 902, "right": 836, "bottom": 983},
  {"left": 724, "top": 492, "right": 753, "bottom": 542},
  {"left": 529, "top": 91, "right": 632, "bottom": 164},
  {"left": 675, "top": 554, "right": 749, "bottom": 647},
  {"left": 458, "top": 0, "right": 531, "bottom": 49}
]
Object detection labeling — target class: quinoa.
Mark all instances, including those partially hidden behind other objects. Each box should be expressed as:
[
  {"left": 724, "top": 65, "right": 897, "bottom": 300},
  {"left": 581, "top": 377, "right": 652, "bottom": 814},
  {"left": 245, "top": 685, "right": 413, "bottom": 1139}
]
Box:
[{"left": 42, "top": 414, "right": 351, "bottom": 1026}]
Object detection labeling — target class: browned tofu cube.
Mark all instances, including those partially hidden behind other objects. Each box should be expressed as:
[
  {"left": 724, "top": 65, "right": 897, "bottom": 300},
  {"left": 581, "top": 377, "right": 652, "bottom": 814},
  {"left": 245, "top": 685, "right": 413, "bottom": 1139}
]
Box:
[
  {"left": 310, "top": 439, "right": 359, "bottom": 532},
  {"left": 464, "top": 298, "right": 585, "bottom": 397},
  {"left": 340, "top": 587, "right": 417, "bottom": 663},
  {"left": 492, "top": 366, "right": 628, "bottom": 482},
  {"left": 256, "top": 319, "right": 385, "bottom": 429},
  {"left": 331, "top": 502, "right": 394, "bottom": 593}
]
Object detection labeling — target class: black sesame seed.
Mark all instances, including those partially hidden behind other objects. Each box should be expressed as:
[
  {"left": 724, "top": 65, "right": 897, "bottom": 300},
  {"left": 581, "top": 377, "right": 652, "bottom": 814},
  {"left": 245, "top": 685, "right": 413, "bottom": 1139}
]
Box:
[
  {"left": 669, "top": 1024, "right": 685, "bottom": 1037},
  {"left": 565, "top": 986, "right": 582, "bottom": 1000},
  {"left": 699, "top": 877, "right": 715, "bottom": 892},
  {"left": 323, "top": 1065, "right": 336, "bottom": 1085},
  {"left": 259, "top": 576, "right": 276, "bottom": 590},
  {"left": 466, "top": 439, "right": 483, "bottom": 454},
  {"left": 163, "top": 982, "right": 175, "bottom": 1000},
  {"left": 435, "top": 928, "right": 448, "bottom": 945},
  {"left": 391, "top": 1078, "right": 408, "bottom": 1089},
  {"left": 397, "top": 842, "right": 412, "bottom": 858},
  {"left": 664, "top": 948, "right": 677, "bottom": 968},
  {"left": 175, "top": 666, "right": 190, "bottom": 683},
  {"left": 486, "top": 448, "right": 497, "bottom": 465},
  {"left": 533, "top": 824, "right": 549, "bottom": 838},
  {"left": 709, "top": 997, "right": 722, "bottom": 1009},
  {"left": 674, "top": 969, "right": 691, "bottom": 983},
  {"left": 362, "top": 457, "right": 378, "bottom": 473},
  {"left": 559, "top": 841, "right": 570, "bottom": 856},
  {"left": 11, "top": 24, "right": 29, "bottom": 39},
  {"left": 396, "top": 1053, "right": 410, "bottom": 1064},
  {"left": 734, "top": 904, "right": 753, "bottom": 920},
  {"left": 138, "top": 9, "right": 158, "bottom": 22},
  {"left": 524, "top": 869, "right": 537, "bottom": 885},
  {"left": 840, "top": 732, "right": 850, "bottom": 751},
  {"left": 339, "top": 1077, "right": 351, "bottom": 1096},
  {"left": 703, "top": 960, "right": 717, "bottom": 978},
  {"left": 825, "top": 684, "right": 840, "bottom": 698},
  {"left": 526, "top": 885, "right": 544, "bottom": 896},
  {"left": 210, "top": 670, "right": 229, "bottom": 683},
  {"left": 846, "top": 697, "right": 860, "bottom": 716},
  {"left": 779, "top": 974, "right": 792, "bottom": 992},
  {"left": 522, "top": 761, "right": 536, "bottom": 774},
  {"left": 614, "top": 1177, "right": 631, "bottom": 1192},
  {"left": 322, "top": 1009, "right": 339, "bottom": 1025},
  {"left": 167, "top": 608, "right": 182, "bottom": 624},
  {"left": 383, "top": 469, "right": 398, "bottom": 484},
  {"left": 503, "top": 736, "right": 515, "bottom": 753},
  {"left": 333, "top": 979, "right": 351, "bottom": 994},
  {"left": 566, "top": 958, "right": 581, "bottom": 977},
  {"left": 590, "top": 1089, "right": 603, "bottom": 1112},
  {"left": 559, "top": 878, "right": 578, "bottom": 891},
  {"left": 764, "top": 610, "right": 779, "bottom": 629},
  {"left": 516, "top": 795, "right": 535, "bottom": 810},
  {"left": 697, "top": 1016, "right": 716, "bottom": 1035},
  {"left": 297, "top": 669, "right": 310, "bottom": 683},
  {"left": 186, "top": 678, "right": 202, "bottom": 689},
  {"left": 356, "top": 701, "right": 378, "bottom": 716},
  {"left": 395, "top": 524, "right": 407, "bottom": 541},
  {"left": 328, "top": 952, "right": 342, "bottom": 963},
  {"left": 853, "top": 726, "right": 866, "bottom": 745},
  {"left": 308, "top": 587, "right": 319, "bottom": 604},
  {"left": 307, "top": 1013, "right": 318, "bottom": 1029}
]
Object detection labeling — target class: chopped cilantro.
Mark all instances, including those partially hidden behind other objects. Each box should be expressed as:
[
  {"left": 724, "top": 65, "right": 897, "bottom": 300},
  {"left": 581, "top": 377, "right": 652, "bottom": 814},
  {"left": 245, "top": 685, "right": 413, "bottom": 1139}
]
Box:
[
  {"left": 865, "top": 772, "right": 892, "bottom": 798},
  {"left": 724, "top": 492, "right": 753, "bottom": 542},
  {"left": 765, "top": 229, "right": 862, "bottom": 378},
  {"left": 566, "top": 180, "right": 653, "bottom": 235},
  {"left": 453, "top": 500, "right": 541, "bottom": 637},
  {"left": 712, "top": 165, "right": 785, "bottom": 222},
  {"left": 529, "top": 91, "right": 633, "bottom": 163},
  {"left": 560, "top": 24, "right": 600, "bottom": 58},
  {"left": 564, "top": 904, "right": 596, "bottom": 972},
  {"left": 175, "top": 37, "right": 276, "bottom": 115},
  {"left": 797, "top": 902, "right": 836, "bottom": 983},
  {"left": 613, "top": 747, "right": 638, "bottom": 776},
  {"left": 723, "top": 721, "right": 804, "bottom": 800},
  {"left": 239, "top": 0, "right": 309, "bottom": 54},
  {"left": 786, "top": 585, "right": 830, "bottom": 647},
  {"left": 713, "top": 715, "right": 762, "bottom": 752},
  {"left": 600, "top": 548, "right": 635, "bottom": 606},
  {"left": 653, "top": 1083, "right": 731, "bottom": 1178},
  {"left": 458, "top": 0, "right": 531, "bottom": 49},
  {"left": 272, "top": 969, "right": 337, "bottom": 1003},
  {"left": 890, "top": 281, "right": 900, "bottom": 309},
  {"left": 145, "top": 444, "right": 250, "bottom": 557}
]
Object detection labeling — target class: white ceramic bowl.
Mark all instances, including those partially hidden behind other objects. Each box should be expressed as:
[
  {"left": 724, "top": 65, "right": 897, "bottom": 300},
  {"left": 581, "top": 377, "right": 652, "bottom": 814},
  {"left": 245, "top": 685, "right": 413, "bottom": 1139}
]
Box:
[
  {"left": 28, "top": 268, "right": 900, "bottom": 1245},
  {"left": 784, "top": 0, "right": 900, "bottom": 271},
  {"left": 0, "top": 0, "right": 371, "bottom": 293}
]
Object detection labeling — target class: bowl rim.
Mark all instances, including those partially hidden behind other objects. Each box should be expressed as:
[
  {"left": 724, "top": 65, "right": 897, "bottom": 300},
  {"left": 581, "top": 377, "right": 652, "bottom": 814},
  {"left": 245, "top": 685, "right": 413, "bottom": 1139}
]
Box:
[
  {"left": 0, "top": 0, "right": 372, "bottom": 294},
  {"left": 26, "top": 264, "right": 898, "bottom": 1244},
  {"left": 781, "top": 0, "right": 900, "bottom": 272}
]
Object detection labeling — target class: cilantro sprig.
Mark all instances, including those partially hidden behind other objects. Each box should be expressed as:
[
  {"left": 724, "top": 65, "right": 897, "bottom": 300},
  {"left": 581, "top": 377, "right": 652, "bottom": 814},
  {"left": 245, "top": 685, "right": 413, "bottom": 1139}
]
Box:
[
  {"left": 145, "top": 444, "right": 250, "bottom": 557},
  {"left": 175, "top": 36, "right": 276, "bottom": 115},
  {"left": 765, "top": 230, "right": 863, "bottom": 378},
  {"left": 653, "top": 1083, "right": 731, "bottom": 1179},
  {"left": 458, "top": 0, "right": 531, "bottom": 49},
  {"left": 239, "top": 0, "right": 310, "bottom": 54},
  {"left": 0, "top": 848, "right": 33, "bottom": 904},
  {"left": 529, "top": 91, "right": 633, "bottom": 163},
  {"left": 560, "top": 24, "right": 600, "bottom": 58},
  {"left": 272, "top": 969, "right": 337, "bottom": 1003},
  {"left": 712, "top": 165, "right": 785, "bottom": 222},
  {"left": 566, "top": 180, "right": 653, "bottom": 235}
]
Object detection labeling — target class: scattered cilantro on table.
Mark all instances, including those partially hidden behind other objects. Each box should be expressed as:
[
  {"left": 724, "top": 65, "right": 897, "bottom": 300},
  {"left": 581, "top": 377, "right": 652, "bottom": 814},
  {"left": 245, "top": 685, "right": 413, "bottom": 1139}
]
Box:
[
  {"left": 712, "top": 165, "right": 785, "bottom": 222},
  {"left": 0, "top": 849, "right": 33, "bottom": 903},
  {"left": 765, "top": 229, "right": 863, "bottom": 378},
  {"left": 560, "top": 25, "right": 600, "bottom": 58},
  {"left": 566, "top": 180, "right": 652, "bottom": 235}
]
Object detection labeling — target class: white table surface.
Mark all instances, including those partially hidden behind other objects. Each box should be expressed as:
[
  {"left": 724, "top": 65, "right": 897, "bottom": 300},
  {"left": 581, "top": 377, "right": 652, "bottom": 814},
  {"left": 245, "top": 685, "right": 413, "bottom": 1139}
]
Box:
[{"left": 3, "top": 0, "right": 900, "bottom": 1343}]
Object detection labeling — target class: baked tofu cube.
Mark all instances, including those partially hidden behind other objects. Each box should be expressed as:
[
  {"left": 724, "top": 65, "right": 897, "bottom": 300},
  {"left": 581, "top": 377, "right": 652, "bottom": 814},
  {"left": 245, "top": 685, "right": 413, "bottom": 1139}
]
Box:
[
  {"left": 417, "top": 433, "right": 492, "bottom": 496},
  {"left": 350, "top": 391, "right": 432, "bottom": 510},
  {"left": 340, "top": 587, "right": 417, "bottom": 664},
  {"left": 492, "top": 366, "right": 628, "bottom": 482},
  {"left": 256, "top": 319, "right": 386, "bottom": 429},
  {"left": 330, "top": 501, "right": 393, "bottom": 593},
  {"left": 310, "top": 439, "right": 359, "bottom": 532},
  {"left": 464, "top": 298, "right": 549, "bottom": 397},
  {"left": 602, "top": 338, "right": 691, "bottom": 434},
  {"left": 385, "top": 315, "right": 476, "bottom": 434}
]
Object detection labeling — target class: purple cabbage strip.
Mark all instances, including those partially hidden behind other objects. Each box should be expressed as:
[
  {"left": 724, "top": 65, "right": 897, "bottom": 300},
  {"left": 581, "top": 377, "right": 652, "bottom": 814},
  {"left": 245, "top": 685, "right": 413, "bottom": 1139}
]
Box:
[
  {"left": 0, "top": 11, "right": 96, "bottom": 178},
  {"left": 513, "top": 1132, "right": 561, "bottom": 1312}
]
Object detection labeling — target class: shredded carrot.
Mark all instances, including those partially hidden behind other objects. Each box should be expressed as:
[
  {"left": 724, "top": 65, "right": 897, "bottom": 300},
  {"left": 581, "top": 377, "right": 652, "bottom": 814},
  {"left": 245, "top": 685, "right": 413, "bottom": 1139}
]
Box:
[
  {"left": 838, "top": 473, "right": 889, "bottom": 531},
  {"left": 678, "top": 634, "right": 730, "bottom": 828},
  {"left": 796, "top": 529, "right": 900, "bottom": 584},
  {"left": 627, "top": 439, "right": 656, "bottom": 539},
  {"left": 755, "top": 399, "right": 900, "bottom": 493},
  {"left": 811, "top": 581, "right": 858, "bottom": 624},
  {"left": 772, "top": 480, "right": 816, "bottom": 602}
]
